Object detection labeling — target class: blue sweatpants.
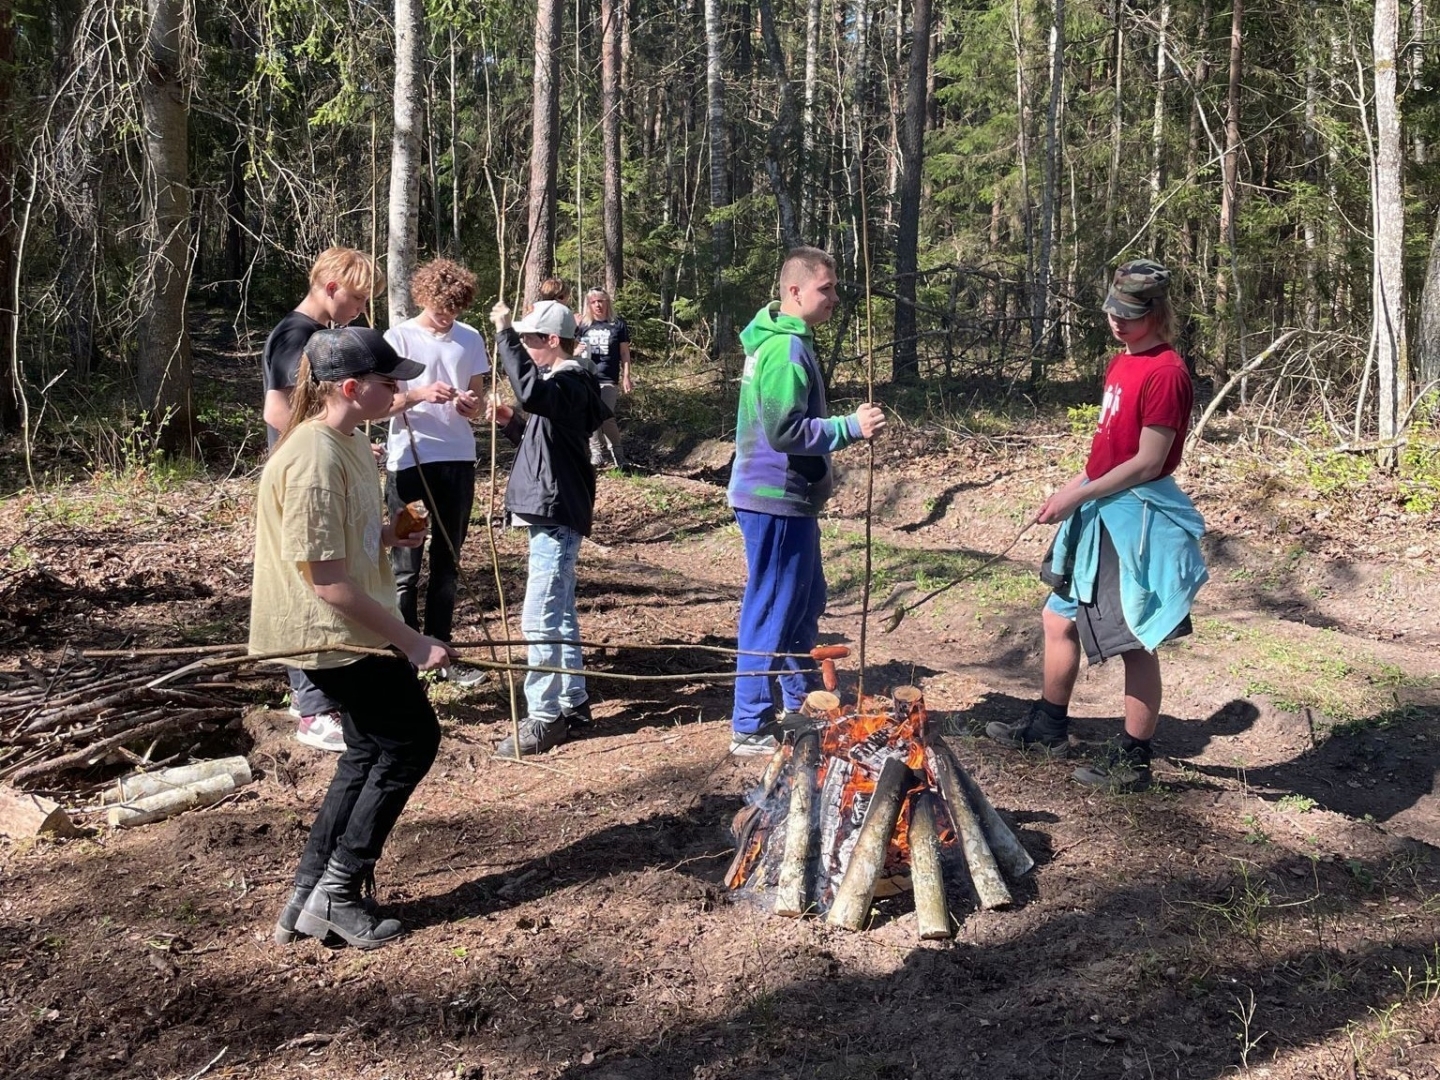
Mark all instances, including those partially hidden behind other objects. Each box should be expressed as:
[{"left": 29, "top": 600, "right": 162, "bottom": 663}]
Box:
[{"left": 732, "top": 509, "right": 825, "bottom": 734}]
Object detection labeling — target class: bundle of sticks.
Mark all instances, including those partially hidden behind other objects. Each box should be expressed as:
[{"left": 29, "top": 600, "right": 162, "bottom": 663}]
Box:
[{"left": 0, "top": 651, "right": 256, "bottom": 793}]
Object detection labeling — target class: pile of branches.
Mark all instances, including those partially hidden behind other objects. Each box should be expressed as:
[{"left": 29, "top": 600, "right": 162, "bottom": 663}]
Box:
[{"left": 0, "top": 650, "right": 261, "bottom": 794}]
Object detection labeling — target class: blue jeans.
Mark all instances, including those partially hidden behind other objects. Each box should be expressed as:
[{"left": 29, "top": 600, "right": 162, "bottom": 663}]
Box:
[
  {"left": 731, "top": 510, "right": 825, "bottom": 734},
  {"left": 521, "top": 525, "right": 587, "bottom": 720}
]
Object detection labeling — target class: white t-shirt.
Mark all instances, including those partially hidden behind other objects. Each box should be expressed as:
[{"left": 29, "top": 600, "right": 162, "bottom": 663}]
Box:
[{"left": 384, "top": 318, "right": 491, "bottom": 471}]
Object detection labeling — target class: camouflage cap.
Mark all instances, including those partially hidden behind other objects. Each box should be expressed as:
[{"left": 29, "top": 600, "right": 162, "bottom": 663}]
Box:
[{"left": 1102, "top": 259, "right": 1171, "bottom": 319}]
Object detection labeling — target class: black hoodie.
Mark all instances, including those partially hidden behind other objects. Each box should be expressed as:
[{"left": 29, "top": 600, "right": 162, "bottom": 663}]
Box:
[{"left": 495, "top": 327, "right": 611, "bottom": 536}]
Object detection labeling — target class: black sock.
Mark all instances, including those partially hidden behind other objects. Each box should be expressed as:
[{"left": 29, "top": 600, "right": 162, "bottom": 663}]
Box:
[
  {"left": 1119, "top": 733, "right": 1153, "bottom": 763},
  {"left": 1037, "top": 698, "right": 1068, "bottom": 723}
]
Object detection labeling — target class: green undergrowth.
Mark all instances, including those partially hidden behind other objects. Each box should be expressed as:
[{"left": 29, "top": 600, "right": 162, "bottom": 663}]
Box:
[
  {"left": 821, "top": 524, "right": 1047, "bottom": 614},
  {"left": 1193, "top": 617, "right": 1438, "bottom": 732}
]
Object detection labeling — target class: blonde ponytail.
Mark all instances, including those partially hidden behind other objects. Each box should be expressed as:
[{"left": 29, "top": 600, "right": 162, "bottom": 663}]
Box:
[{"left": 275, "top": 355, "right": 338, "bottom": 449}]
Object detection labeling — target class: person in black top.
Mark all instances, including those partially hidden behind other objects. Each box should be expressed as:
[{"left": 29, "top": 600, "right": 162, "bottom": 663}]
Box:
[
  {"left": 260, "top": 247, "right": 383, "bottom": 753},
  {"left": 485, "top": 300, "right": 610, "bottom": 756},
  {"left": 578, "top": 288, "right": 632, "bottom": 470}
]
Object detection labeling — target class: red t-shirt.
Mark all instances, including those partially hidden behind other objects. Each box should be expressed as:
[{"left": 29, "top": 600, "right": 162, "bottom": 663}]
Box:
[{"left": 1085, "top": 344, "right": 1193, "bottom": 481}]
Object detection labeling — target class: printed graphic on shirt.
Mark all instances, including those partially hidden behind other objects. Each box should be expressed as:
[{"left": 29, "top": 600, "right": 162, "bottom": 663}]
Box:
[{"left": 1097, "top": 383, "right": 1123, "bottom": 431}]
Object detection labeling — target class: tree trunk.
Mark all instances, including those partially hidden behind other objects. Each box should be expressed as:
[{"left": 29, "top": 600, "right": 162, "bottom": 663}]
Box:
[
  {"left": 891, "top": 0, "right": 931, "bottom": 384},
  {"left": 136, "top": 0, "right": 196, "bottom": 454},
  {"left": 1101, "top": 0, "right": 1122, "bottom": 260},
  {"left": 0, "top": 0, "right": 16, "bottom": 432},
  {"left": 756, "top": 0, "right": 802, "bottom": 251},
  {"left": 1031, "top": 0, "right": 1063, "bottom": 385},
  {"left": 524, "top": 0, "right": 563, "bottom": 306},
  {"left": 801, "top": 0, "right": 821, "bottom": 235},
  {"left": 388, "top": 0, "right": 424, "bottom": 324},
  {"left": 1373, "top": 0, "right": 1407, "bottom": 464},
  {"left": 1149, "top": 1, "right": 1168, "bottom": 234},
  {"left": 1214, "top": 0, "right": 1242, "bottom": 382},
  {"left": 1418, "top": 211, "right": 1440, "bottom": 387},
  {"left": 703, "top": 0, "right": 731, "bottom": 360},
  {"left": 600, "top": 0, "right": 624, "bottom": 293}
]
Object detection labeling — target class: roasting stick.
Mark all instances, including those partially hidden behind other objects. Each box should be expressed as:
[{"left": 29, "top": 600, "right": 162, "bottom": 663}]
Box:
[
  {"left": 82, "top": 640, "right": 824, "bottom": 660},
  {"left": 854, "top": 144, "right": 877, "bottom": 707},
  {"left": 485, "top": 224, "right": 540, "bottom": 760}
]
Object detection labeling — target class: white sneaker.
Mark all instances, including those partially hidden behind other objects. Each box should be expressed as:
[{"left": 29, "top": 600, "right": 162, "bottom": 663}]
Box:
[
  {"left": 295, "top": 711, "right": 347, "bottom": 753},
  {"left": 728, "top": 733, "right": 780, "bottom": 757},
  {"left": 441, "top": 663, "right": 489, "bottom": 688}
]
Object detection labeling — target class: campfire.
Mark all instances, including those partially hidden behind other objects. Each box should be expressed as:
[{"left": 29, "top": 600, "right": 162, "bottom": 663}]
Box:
[{"left": 726, "top": 683, "right": 1034, "bottom": 939}]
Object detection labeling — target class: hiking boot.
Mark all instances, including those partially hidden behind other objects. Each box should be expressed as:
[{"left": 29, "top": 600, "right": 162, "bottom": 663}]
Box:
[
  {"left": 294, "top": 857, "right": 403, "bottom": 950},
  {"left": 1073, "top": 740, "right": 1153, "bottom": 793},
  {"left": 495, "top": 716, "right": 569, "bottom": 758},
  {"left": 985, "top": 702, "right": 1070, "bottom": 759},
  {"left": 440, "top": 663, "right": 490, "bottom": 688},
  {"left": 296, "top": 710, "right": 347, "bottom": 753},
  {"left": 561, "top": 701, "right": 593, "bottom": 730},
  {"left": 729, "top": 732, "right": 780, "bottom": 757}
]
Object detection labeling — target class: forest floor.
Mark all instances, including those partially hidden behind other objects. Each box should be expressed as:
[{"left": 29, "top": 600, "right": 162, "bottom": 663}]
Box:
[{"left": 1, "top": 360, "right": 1439, "bottom": 1080}]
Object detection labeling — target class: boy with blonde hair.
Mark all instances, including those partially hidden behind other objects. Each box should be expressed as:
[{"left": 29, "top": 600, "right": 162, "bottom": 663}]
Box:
[{"left": 261, "top": 246, "right": 385, "bottom": 751}]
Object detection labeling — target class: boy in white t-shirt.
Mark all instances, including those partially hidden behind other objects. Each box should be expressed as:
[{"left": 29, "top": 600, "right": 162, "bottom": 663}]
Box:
[{"left": 381, "top": 259, "right": 491, "bottom": 686}]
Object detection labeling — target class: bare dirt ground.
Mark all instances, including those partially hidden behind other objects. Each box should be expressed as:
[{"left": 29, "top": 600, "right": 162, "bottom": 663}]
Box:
[{"left": 1, "top": 407, "right": 1439, "bottom": 1080}]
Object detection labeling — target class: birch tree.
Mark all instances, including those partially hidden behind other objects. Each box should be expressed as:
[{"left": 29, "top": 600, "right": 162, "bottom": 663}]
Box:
[
  {"left": 1372, "top": 0, "right": 1406, "bottom": 463},
  {"left": 388, "top": 0, "right": 423, "bottom": 323},
  {"left": 703, "top": 0, "right": 731, "bottom": 358}
]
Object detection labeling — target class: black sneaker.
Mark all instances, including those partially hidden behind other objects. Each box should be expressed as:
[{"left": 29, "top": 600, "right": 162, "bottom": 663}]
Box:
[
  {"left": 984, "top": 702, "right": 1070, "bottom": 759},
  {"left": 496, "top": 716, "right": 569, "bottom": 757},
  {"left": 562, "top": 701, "right": 593, "bottom": 730},
  {"left": 1073, "top": 740, "right": 1152, "bottom": 793}
]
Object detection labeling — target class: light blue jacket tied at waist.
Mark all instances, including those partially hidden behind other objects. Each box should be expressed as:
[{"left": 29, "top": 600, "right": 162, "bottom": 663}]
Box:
[{"left": 1048, "top": 476, "right": 1209, "bottom": 650}]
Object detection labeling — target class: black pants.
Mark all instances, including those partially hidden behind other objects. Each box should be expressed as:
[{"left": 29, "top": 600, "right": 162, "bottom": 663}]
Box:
[
  {"left": 294, "top": 655, "right": 441, "bottom": 882},
  {"left": 386, "top": 461, "right": 476, "bottom": 641}
]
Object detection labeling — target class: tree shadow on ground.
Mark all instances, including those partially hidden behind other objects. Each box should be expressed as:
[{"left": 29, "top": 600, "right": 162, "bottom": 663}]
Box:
[{"left": 1183, "top": 703, "right": 1440, "bottom": 826}]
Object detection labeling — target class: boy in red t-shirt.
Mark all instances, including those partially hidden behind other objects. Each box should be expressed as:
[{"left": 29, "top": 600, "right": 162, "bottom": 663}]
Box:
[{"left": 987, "top": 260, "right": 1201, "bottom": 793}]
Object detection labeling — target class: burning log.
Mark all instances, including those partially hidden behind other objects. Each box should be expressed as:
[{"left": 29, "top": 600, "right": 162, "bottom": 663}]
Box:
[
  {"left": 907, "top": 791, "right": 952, "bottom": 940},
  {"left": 775, "top": 732, "right": 819, "bottom": 917},
  {"left": 727, "top": 681, "right": 1035, "bottom": 940},
  {"left": 825, "top": 756, "right": 911, "bottom": 931}
]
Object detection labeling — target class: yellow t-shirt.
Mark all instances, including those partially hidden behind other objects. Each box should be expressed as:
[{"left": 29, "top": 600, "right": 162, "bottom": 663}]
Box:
[{"left": 248, "top": 420, "right": 397, "bottom": 668}]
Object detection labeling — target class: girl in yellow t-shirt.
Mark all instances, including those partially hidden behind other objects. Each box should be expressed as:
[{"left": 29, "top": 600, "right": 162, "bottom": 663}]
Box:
[{"left": 250, "top": 326, "right": 456, "bottom": 950}]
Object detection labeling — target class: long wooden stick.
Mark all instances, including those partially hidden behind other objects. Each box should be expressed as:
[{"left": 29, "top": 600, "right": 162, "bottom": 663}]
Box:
[{"left": 81, "top": 640, "right": 823, "bottom": 660}]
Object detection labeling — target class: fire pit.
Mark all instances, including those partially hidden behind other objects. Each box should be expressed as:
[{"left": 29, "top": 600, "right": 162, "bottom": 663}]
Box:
[{"left": 725, "top": 686, "right": 1034, "bottom": 939}]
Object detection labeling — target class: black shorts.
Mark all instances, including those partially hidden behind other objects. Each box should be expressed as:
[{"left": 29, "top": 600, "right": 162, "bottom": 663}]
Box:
[{"left": 1058, "top": 524, "right": 1192, "bottom": 664}]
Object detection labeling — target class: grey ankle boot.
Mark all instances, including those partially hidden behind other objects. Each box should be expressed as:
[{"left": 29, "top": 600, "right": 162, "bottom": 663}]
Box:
[{"left": 294, "top": 857, "right": 403, "bottom": 949}]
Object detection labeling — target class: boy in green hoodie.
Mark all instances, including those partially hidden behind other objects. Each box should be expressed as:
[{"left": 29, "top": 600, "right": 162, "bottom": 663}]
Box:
[{"left": 726, "top": 247, "right": 886, "bottom": 756}]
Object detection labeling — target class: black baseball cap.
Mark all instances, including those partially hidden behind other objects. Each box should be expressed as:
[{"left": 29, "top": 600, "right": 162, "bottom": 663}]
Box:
[{"left": 304, "top": 326, "right": 426, "bottom": 383}]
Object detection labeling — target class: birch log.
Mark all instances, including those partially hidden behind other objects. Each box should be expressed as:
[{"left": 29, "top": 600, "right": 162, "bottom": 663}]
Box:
[
  {"left": 908, "top": 790, "right": 953, "bottom": 939},
  {"left": 927, "top": 745, "right": 1011, "bottom": 909},
  {"left": 775, "top": 732, "right": 819, "bottom": 916},
  {"left": 106, "top": 774, "right": 237, "bottom": 828},
  {"left": 102, "top": 756, "right": 252, "bottom": 805},
  {"left": 935, "top": 741, "right": 1036, "bottom": 878},
  {"left": 826, "top": 757, "right": 909, "bottom": 930}
]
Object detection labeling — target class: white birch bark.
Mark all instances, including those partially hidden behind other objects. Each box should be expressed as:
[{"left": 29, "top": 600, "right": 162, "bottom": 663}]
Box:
[{"left": 387, "top": 0, "right": 423, "bottom": 323}]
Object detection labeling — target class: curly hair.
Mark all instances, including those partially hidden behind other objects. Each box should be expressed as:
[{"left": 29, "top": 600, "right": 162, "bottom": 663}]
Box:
[{"left": 411, "top": 258, "right": 477, "bottom": 313}]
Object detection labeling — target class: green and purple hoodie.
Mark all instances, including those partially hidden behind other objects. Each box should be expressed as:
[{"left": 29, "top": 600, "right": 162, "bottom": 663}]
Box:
[{"left": 727, "top": 303, "right": 864, "bottom": 517}]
